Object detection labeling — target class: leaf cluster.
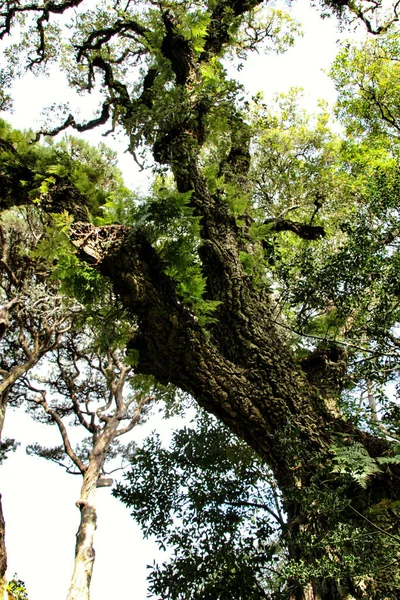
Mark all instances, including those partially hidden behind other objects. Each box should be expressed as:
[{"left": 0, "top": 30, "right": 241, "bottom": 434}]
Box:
[{"left": 114, "top": 410, "right": 285, "bottom": 599}]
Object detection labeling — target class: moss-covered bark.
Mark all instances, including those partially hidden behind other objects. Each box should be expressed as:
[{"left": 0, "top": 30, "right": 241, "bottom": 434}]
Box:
[
  {"left": 2, "top": 0, "right": 400, "bottom": 596},
  {"left": 69, "top": 218, "right": 400, "bottom": 598}
]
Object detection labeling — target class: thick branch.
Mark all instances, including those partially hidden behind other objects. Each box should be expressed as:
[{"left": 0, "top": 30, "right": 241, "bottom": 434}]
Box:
[
  {"left": 264, "top": 218, "right": 326, "bottom": 240},
  {"left": 201, "top": 0, "right": 263, "bottom": 59},
  {"left": 76, "top": 18, "right": 149, "bottom": 62},
  {"left": 69, "top": 222, "right": 370, "bottom": 489},
  {"left": 161, "top": 11, "right": 195, "bottom": 86}
]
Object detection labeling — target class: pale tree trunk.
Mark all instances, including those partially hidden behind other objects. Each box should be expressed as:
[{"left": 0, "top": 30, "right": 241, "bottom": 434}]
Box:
[
  {"left": 66, "top": 486, "right": 97, "bottom": 600},
  {"left": 0, "top": 394, "right": 6, "bottom": 439},
  {"left": 66, "top": 420, "right": 119, "bottom": 600}
]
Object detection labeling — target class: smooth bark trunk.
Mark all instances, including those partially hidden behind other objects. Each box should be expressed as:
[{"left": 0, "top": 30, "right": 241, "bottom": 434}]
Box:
[
  {"left": 66, "top": 490, "right": 97, "bottom": 600},
  {"left": 66, "top": 420, "right": 119, "bottom": 600}
]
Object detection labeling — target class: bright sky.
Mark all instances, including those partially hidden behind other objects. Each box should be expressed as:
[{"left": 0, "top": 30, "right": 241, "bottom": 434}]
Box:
[{"left": 1, "top": 1, "right": 366, "bottom": 599}]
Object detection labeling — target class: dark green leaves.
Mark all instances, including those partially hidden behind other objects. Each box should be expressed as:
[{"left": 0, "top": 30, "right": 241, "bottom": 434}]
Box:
[{"left": 115, "top": 411, "right": 284, "bottom": 599}]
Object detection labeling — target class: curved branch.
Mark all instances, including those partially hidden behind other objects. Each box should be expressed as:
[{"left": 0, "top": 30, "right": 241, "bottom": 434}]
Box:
[
  {"left": 0, "top": 0, "right": 85, "bottom": 40},
  {"left": 263, "top": 218, "right": 326, "bottom": 240},
  {"left": 32, "top": 102, "right": 111, "bottom": 142},
  {"left": 29, "top": 386, "right": 87, "bottom": 474},
  {"left": 76, "top": 18, "right": 149, "bottom": 62}
]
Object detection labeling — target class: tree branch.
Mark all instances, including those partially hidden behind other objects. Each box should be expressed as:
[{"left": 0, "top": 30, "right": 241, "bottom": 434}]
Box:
[
  {"left": 263, "top": 218, "right": 326, "bottom": 240},
  {"left": 115, "top": 394, "right": 154, "bottom": 437},
  {"left": 27, "top": 384, "right": 87, "bottom": 474},
  {"left": 32, "top": 102, "right": 111, "bottom": 142}
]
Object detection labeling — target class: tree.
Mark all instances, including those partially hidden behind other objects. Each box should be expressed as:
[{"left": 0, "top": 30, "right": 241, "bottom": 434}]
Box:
[
  {"left": 0, "top": 206, "right": 80, "bottom": 598},
  {"left": 115, "top": 408, "right": 286, "bottom": 599},
  {"left": 1, "top": 1, "right": 400, "bottom": 597},
  {"left": 19, "top": 334, "right": 155, "bottom": 600},
  {"left": 0, "top": 121, "right": 136, "bottom": 598},
  {"left": 331, "top": 32, "right": 400, "bottom": 140},
  {"left": 0, "top": 123, "right": 133, "bottom": 598}
]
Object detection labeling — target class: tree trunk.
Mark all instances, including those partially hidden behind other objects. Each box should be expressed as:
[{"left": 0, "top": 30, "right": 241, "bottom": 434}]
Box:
[
  {"left": 0, "top": 394, "right": 6, "bottom": 440},
  {"left": 67, "top": 493, "right": 97, "bottom": 600},
  {"left": 0, "top": 494, "right": 6, "bottom": 600},
  {"left": 70, "top": 219, "right": 400, "bottom": 599},
  {"left": 66, "top": 419, "right": 119, "bottom": 600}
]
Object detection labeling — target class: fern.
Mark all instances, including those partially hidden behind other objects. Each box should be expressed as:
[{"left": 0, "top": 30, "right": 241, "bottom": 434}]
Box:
[
  {"left": 377, "top": 454, "right": 400, "bottom": 465},
  {"left": 331, "top": 441, "right": 381, "bottom": 488},
  {"left": 132, "top": 181, "right": 220, "bottom": 325},
  {"left": 186, "top": 11, "right": 211, "bottom": 53}
]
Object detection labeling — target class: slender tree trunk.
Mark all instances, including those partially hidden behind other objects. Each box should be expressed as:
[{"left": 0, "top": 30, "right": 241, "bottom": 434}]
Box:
[
  {"left": 66, "top": 486, "right": 97, "bottom": 600},
  {"left": 0, "top": 394, "right": 6, "bottom": 440},
  {"left": 0, "top": 494, "right": 6, "bottom": 600},
  {"left": 66, "top": 420, "right": 119, "bottom": 600}
]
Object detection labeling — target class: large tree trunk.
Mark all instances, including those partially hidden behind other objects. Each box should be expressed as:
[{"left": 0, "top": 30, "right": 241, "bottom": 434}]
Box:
[{"left": 70, "top": 219, "right": 400, "bottom": 598}]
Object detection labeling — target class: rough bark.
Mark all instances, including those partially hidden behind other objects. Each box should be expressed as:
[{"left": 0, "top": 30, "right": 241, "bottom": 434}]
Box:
[
  {"left": 2, "top": 0, "right": 400, "bottom": 596},
  {"left": 69, "top": 219, "right": 400, "bottom": 598},
  {"left": 0, "top": 495, "right": 6, "bottom": 600}
]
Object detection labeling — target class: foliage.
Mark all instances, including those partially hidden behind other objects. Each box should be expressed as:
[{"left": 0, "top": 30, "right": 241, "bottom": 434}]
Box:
[
  {"left": 104, "top": 176, "right": 222, "bottom": 324},
  {"left": 2, "top": 1, "right": 400, "bottom": 598},
  {"left": 115, "top": 409, "right": 286, "bottom": 599},
  {"left": 0, "top": 438, "right": 18, "bottom": 464},
  {"left": 331, "top": 441, "right": 382, "bottom": 488},
  {"left": 0, "top": 119, "right": 129, "bottom": 216},
  {"left": 331, "top": 33, "right": 400, "bottom": 142},
  {"left": 0, "top": 205, "right": 81, "bottom": 403},
  {"left": 6, "top": 576, "right": 29, "bottom": 600}
]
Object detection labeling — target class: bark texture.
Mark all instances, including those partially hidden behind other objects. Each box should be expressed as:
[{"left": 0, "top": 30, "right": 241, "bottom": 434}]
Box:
[
  {"left": 66, "top": 7, "right": 400, "bottom": 592},
  {"left": 2, "top": 0, "right": 400, "bottom": 596},
  {"left": 0, "top": 495, "right": 6, "bottom": 600}
]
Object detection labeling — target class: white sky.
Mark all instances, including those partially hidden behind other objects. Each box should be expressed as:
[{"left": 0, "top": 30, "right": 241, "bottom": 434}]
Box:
[{"left": 1, "top": 1, "right": 367, "bottom": 599}]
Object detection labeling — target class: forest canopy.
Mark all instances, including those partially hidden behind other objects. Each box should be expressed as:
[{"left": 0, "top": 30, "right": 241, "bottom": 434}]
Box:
[{"left": 1, "top": 0, "right": 400, "bottom": 598}]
